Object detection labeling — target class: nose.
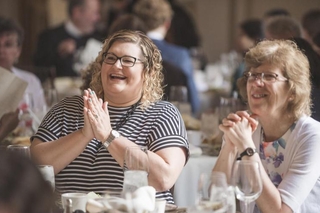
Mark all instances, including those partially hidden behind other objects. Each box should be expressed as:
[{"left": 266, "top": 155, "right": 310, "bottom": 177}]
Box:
[{"left": 114, "top": 58, "right": 123, "bottom": 68}]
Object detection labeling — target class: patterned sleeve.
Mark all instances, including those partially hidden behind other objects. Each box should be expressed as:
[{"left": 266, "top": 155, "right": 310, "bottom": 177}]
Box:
[
  {"left": 148, "top": 102, "right": 189, "bottom": 161},
  {"left": 31, "top": 96, "right": 83, "bottom": 143}
]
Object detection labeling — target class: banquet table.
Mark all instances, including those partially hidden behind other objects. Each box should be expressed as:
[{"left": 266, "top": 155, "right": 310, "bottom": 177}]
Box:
[{"left": 173, "top": 155, "right": 218, "bottom": 207}]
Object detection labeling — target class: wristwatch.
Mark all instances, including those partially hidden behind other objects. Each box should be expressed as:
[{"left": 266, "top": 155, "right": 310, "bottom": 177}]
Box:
[
  {"left": 237, "top": 147, "right": 257, "bottom": 160},
  {"left": 103, "top": 130, "right": 121, "bottom": 148}
]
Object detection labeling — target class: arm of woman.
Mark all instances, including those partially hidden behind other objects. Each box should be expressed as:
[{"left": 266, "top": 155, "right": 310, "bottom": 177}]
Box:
[
  {"left": 31, "top": 129, "right": 92, "bottom": 175},
  {"left": 31, "top": 92, "right": 95, "bottom": 174},
  {"left": 107, "top": 138, "right": 187, "bottom": 192}
]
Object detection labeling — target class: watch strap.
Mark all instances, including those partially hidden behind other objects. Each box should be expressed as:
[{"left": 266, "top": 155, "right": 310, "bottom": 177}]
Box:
[
  {"left": 237, "top": 147, "right": 257, "bottom": 160},
  {"left": 103, "top": 130, "right": 120, "bottom": 148}
]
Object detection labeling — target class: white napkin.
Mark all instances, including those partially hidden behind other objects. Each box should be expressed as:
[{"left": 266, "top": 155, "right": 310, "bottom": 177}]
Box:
[
  {"left": 86, "top": 186, "right": 156, "bottom": 213},
  {"left": 132, "top": 186, "right": 156, "bottom": 213}
]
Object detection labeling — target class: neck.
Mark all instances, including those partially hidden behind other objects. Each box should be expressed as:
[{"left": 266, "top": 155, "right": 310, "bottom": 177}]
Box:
[
  {"left": 259, "top": 116, "right": 295, "bottom": 142},
  {"left": 105, "top": 94, "right": 142, "bottom": 107},
  {"left": 147, "top": 25, "right": 167, "bottom": 39}
]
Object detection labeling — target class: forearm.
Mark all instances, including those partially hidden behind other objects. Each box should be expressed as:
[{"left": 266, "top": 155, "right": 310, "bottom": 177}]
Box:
[
  {"left": 212, "top": 141, "right": 237, "bottom": 183},
  {"left": 30, "top": 129, "right": 92, "bottom": 174},
  {"left": 108, "top": 137, "right": 186, "bottom": 191},
  {"left": 147, "top": 147, "right": 186, "bottom": 191},
  {"left": 254, "top": 157, "right": 292, "bottom": 213}
]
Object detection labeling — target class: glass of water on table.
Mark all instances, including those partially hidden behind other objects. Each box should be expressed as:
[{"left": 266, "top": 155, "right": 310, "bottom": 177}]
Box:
[
  {"left": 38, "top": 164, "right": 55, "bottom": 192},
  {"left": 122, "top": 146, "right": 149, "bottom": 194}
]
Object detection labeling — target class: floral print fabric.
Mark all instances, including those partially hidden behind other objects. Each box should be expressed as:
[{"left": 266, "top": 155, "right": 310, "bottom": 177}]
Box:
[{"left": 259, "top": 123, "right": 296, "bottom": 187}]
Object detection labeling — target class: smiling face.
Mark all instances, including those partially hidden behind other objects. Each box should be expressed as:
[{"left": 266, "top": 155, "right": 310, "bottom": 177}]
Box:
[
  {"left": 101, "top": 41, "right": 145, "bottom": 106},
  {"left": 247, "top": 63, "right": 291, "bottom": 118},
  {"left": 0, "top": 33, "right": 21, "bottom": 70}
]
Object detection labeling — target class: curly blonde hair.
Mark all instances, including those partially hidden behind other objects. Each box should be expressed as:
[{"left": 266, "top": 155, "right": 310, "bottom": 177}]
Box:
[
  {"left": 82, "top": 30, "right": 164, "bottom": 109},
  {"left": 237, "top": 39, "right": 311, "bottom": 120}
]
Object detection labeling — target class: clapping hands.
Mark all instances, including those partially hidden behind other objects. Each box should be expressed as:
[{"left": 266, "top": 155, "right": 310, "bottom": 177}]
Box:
[{"left": 82, "top": 89, "right": 112, "bottom": 142}]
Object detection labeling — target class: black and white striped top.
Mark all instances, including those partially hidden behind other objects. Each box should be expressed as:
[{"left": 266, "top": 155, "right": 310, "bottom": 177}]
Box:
[{"left": 32, "top": 95, "right": 189, "bottom": 203}]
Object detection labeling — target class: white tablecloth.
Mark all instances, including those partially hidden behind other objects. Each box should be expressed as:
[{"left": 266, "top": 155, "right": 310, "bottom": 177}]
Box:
[{"left": 173, "top": 155, "right": 218, "bottom": 207}]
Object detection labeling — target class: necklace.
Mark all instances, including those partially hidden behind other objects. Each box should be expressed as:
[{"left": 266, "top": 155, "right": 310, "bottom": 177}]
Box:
[{"left": 114, "top": 99, "right": 141, "bottom": 130}]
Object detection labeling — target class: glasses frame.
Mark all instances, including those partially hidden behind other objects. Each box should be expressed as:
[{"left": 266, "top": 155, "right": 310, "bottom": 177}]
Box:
[
  {"left": 244, "top": 71, "right": 288, "bottom": 84},
  {"left": 103, "top": 53, "right": 143, "bottom": 67}
]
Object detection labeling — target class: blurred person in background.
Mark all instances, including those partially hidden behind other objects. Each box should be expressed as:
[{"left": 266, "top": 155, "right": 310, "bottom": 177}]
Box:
[
  {"left": 301, "top": 9, "right": 320, "bottom": 56},
  {"left": 231, "top": 19, "right": 263, "bottom": 95},
  {"left": 264, "top": 15, "right": 301, "bottom": 40},
  {"left": 0, "top": 150, "right": 53, "bottom": 213},
  {"left": 0, "top": 16, "right": 46, "bottom": 115},
  {"left": 34, "top": 0, "right": 101, "bottom": 77},
  {"left": 0, "top": 16, "right": 47, "bottom": 138},
  {"left": 31, "top": 30, "right": 189, "bottom": 204},
  {"left": 133, "top": 0, "right": 200, "bottom": 115}
]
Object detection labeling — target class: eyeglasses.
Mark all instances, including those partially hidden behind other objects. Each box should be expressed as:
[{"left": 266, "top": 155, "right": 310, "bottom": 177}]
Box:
[
  {"left": 103, "top": 53, "right": 144, "bottom": 67},
  {"left": 244, "top": 71, "right": 288, "bottom": 83}
]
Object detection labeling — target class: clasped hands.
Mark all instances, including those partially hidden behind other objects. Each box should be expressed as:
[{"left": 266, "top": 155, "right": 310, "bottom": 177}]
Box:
[
  {"left": 82, "top": 89, "right": 112, "bottom": 143},
  {"left": 219, "top": 111, "right": 258, "bottom": 151}
]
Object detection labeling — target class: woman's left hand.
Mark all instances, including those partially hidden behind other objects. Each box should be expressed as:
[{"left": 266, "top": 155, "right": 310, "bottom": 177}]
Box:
[
  {"left": 85, "top": 89, "right": 112, "bottom": 142},
  {"left": 219, "top": 111, "right": 257, "bottom": 150}
]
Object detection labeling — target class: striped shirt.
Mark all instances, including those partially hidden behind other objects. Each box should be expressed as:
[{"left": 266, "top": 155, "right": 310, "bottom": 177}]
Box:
[{"left": 32, "top": 95, "right": 189, "bottom": 203}]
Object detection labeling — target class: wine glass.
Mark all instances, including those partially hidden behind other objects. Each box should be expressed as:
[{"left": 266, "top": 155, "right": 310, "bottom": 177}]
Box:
[
  {"left": 195, "top": 171, "right": 229, "bottom": 213},
  {"left": 44, "top": 87, "right": 59, "bottom": 108},
  {"left": 122, "top": 146, "right": 149, "bottom": 194},
  {"left": 232, "top": 160, "right": 262, "bottom": 213}
]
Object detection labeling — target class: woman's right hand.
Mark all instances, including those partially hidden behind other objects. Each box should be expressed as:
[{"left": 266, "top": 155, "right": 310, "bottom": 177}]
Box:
[{"left": 82, "top": 90, "right": 95, "bottom": 141}]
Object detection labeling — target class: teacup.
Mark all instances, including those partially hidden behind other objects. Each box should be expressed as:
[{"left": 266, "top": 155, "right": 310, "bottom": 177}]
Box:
[
  {"left": 61, "top": 192, "right": 87, "bottom": 213},
  {"left": 153, "top": 199, "right": 167, "bottom": 213}
]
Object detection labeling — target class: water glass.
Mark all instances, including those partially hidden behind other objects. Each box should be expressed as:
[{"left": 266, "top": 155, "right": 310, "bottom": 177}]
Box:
[
  {"left": 38, "top": 165, "right": 55, "bottom": 192},
  {"left": 123, "top": 146, "right": 149, "bottom": 194},
  {"left": 196, "top": 171, "right": 229, "bottom": 213},
  {"left": 7, "top": 145, "right": 30, "bottom": 158}
]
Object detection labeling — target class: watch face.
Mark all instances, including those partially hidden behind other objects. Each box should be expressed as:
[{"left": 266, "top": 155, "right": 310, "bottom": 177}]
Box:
[
  {"left": 246, "top": 148, "right": 255, "bottom": 156},
  {"left": 112, "top": 130, "right": 120, "bottom": 137}
]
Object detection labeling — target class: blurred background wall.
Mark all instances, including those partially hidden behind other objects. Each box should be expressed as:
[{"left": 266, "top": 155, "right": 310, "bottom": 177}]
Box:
[{"left": 1, "top": 0, "right": 320, "bottom": 66}]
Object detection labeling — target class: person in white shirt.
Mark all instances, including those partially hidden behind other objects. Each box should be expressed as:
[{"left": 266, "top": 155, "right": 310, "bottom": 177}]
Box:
[{"left": 0, "top": 16, "right": 46, "bottom": 121}]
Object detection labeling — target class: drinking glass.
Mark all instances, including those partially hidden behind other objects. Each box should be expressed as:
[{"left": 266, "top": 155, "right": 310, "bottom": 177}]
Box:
[
  {"left": 44, "top": 87, "right": 59, "bottom": 108},
  {"left": 38, "top": 165, "right": 55, "bottom": 192},
  {"left": 7, "top": 145, "right": 30, "bottom": 158},
  {"left": 122, "top": 146, "right": 149, "bottom": 194},
  {"left": 232, "top": 160, "right": 262, "bottom": 213},
  {"left": 169, "top": 86, "right": 191, "bottom": 115},
  {"left": 200, "top": 110, "right": 220, "bottom": 144},
  {"left": 195, "top": 171, "right": 229, "bottom": 213}
]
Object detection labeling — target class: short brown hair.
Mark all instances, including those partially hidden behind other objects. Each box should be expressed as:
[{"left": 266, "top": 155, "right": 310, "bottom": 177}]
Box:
[
  {"left": 237, "top": 39, "right": 311, "bottom": 119},
  {"left": 133, "top": 0, "right": 173, "bottom": 31}
]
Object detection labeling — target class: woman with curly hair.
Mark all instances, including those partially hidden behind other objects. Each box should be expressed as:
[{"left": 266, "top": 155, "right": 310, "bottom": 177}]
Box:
[{"left": 30, "top": 30, "right": 189, "bottom": 203}]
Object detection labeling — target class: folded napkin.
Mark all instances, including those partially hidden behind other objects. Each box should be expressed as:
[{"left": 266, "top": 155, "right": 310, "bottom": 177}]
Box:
[{"left": 86, "top": 186, "right": 156, "bottom": 213}]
